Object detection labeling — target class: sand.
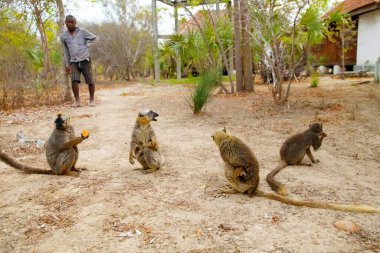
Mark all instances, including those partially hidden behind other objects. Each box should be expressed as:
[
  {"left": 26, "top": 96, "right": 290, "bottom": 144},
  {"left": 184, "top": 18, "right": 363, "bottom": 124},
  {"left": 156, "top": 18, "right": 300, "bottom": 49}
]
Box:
[{"left": 0, "top": 77, "right": 379, "bottom": 252}]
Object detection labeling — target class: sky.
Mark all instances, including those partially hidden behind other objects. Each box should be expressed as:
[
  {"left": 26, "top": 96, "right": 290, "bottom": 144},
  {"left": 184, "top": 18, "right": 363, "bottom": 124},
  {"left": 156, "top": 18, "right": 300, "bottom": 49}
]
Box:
[
  {"left": 64, "top": 0, "right": 331, "bottom": 35},
  {"left": 63, "top": 0, "right": 206, "bottom": 35}
]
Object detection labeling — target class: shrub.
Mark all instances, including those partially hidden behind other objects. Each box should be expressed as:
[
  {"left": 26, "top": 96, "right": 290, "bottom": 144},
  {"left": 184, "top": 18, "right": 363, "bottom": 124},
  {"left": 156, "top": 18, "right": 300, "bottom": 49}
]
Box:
[
  {"left": 189, "top": 68, "right": 221, "bottom": 114},
  {"left": 310, "top": 72, "right": 320, "bottom": 88}
]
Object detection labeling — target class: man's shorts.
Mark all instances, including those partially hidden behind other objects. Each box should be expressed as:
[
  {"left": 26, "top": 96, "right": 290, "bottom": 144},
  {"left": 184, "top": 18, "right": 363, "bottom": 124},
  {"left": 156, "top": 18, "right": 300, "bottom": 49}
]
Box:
[{"left": 70, "top": 59, "right": 94, "bottom": 84}]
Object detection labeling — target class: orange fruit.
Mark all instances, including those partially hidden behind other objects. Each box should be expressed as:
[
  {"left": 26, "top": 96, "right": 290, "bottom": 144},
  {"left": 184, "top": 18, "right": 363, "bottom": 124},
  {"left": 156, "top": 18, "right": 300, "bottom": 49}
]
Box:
[{"left": 81, "top": 129, "right": 90, "bottom": 138}]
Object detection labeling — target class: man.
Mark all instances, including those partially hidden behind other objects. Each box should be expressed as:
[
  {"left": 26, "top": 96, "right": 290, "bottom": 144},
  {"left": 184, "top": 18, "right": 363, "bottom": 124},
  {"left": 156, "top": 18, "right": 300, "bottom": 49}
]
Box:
[{"left": 61, "top": 15, "right": 98, "bottom": 107}]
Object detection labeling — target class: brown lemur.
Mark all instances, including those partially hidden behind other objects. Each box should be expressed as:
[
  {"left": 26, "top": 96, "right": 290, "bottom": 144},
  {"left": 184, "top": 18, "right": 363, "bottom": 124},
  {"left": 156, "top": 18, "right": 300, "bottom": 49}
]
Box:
[
  {"left": 212, "top": 128, "right": 379, "bottom": 213},
  {"left": 266, "top": 123, "right": 327, "bottom": 196},
  {"left": 0, "top": 113, "right": 89, "bottom": 175},
  {"left": 129, "top": 109, "right": 159, "bottom": 165},
  {"left": 135, "top": 139, "right": 162, "bottom": 173}
]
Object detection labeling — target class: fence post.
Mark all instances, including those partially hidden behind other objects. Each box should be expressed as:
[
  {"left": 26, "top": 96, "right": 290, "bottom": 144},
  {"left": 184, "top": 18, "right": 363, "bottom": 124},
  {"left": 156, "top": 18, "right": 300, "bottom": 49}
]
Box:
[{"left": 375, "top": 57, "right": 380, "bottom": 84}]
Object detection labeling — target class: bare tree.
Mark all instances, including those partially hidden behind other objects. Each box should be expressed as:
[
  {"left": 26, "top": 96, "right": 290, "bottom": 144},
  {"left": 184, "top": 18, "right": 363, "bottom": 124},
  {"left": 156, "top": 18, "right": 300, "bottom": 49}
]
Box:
[
  {"left": 247, "top": 0, "right": 310, "bottom": 103},
  {"left": 233, "top": 0, "right": 243, "bottom": 92},
  {"left": 88, "top": 2, "right": 154, "bottom": 81},
  {"left": 30, "top": 0, "right": 53, "bottom": 77},
  {"left": 240, "top": 0, "right": 254, "bottom": 92},
  {"left": 55, "top": 0, "right": 72, "bottom": 102},
  {"left": 284, "top": 0, "right": 307, "bottom": 101}
]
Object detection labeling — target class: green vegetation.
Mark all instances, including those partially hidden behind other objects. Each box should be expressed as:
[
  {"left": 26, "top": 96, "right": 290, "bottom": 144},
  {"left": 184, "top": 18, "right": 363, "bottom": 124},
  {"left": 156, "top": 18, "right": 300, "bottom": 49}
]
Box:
[
  {"left": 160, "top": 76, "right": 200, "bottom": 85},
  {"left": 159, "top": 10, "right": 233, "bottom": 80},
  {"left": 0, "top": 0, "right": 339, "bottom": 108},
  {"left": 189, "top": 68, "right": 222, "bottom": 114},
  {"left": 310, "top": 72, "right": 320, "bottom": 88},
  {"left": 160, "top": 75, "right": 234, "bottom": 86}
]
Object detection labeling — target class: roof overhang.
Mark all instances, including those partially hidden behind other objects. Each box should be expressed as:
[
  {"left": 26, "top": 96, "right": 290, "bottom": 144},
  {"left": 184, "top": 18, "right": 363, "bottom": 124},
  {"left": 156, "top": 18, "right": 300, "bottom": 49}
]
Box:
[{"left": 350, "top": 2, "right": 380, "bottom": 16}]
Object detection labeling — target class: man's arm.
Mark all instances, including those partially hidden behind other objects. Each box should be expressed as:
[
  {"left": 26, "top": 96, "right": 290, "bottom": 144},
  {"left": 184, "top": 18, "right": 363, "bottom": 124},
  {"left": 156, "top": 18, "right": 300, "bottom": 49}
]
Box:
[
  {"left": 60, "top": 36, "right": 70, "bottom": 67},
  {"left": 82, "top": 29, "right": 98, "bottom": 47}
]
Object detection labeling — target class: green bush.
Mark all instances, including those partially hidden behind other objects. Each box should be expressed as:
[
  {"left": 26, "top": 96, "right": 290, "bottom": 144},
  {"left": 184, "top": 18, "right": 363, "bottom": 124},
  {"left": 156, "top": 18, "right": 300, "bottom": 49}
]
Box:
[
  {"left": 189, "top": 68, "right": 221, "bottom": 114},
  {"left": 310, "top": 72, "right": 320, "bottom": 88}
]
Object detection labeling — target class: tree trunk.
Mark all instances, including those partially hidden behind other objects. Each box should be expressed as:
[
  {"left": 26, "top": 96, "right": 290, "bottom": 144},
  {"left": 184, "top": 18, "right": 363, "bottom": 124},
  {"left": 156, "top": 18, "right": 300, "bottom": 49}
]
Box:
[
  {"left": 240, "top": 0, "right": 253, "bottom": 92},
  {"left": 284, "top": 4, "right": 303, "bottom": 102},
  {"left": 271, "top": 43, "right": 284, "bottom": 104},
  {"left": 233, "top": 0, "right": 243, "bottom": 92},
  {"left": 56, "top": 0, "right": 72, "bottom": 102},
  {"left": 227, "top": 1, "right": 234, "bottom": 81},
  {"left": 31, "top": 1, "right": 52, "bottom": 79},
  {"left": 341, "top": 27, "right": 346, "bottom": 79}
]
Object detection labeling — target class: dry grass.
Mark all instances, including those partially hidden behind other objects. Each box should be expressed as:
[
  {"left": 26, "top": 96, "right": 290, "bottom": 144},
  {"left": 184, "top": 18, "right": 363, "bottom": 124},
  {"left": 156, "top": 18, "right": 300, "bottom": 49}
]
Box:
[
  {"left": 0, "top": 85, "right": 68, "bottom": 111},
  {"left": 24, "top": 214, "right": 74, "bottom": 244}
]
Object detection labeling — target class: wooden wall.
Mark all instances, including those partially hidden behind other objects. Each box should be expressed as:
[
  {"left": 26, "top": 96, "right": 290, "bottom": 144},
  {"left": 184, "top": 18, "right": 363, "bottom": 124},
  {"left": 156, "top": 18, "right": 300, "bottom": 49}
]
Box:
[
  {"left": 312, "top": 35, "right": 357, "bottom": 67},
  {"left": 311, "top": 18, "right": 358, "bottom": 67}
]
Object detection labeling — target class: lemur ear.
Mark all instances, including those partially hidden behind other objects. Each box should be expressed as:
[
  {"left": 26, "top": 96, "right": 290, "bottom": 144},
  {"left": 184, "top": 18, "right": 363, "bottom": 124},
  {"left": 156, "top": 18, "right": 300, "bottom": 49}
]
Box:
[
  {"left": 223, "top": 127, "right": 227, "bottom": 133},
  {"left": 138, "top": 112, "right": 143, "bottom": 117},
  {"left": 54, "top": 113, "right": 65, "bottom": 128}
]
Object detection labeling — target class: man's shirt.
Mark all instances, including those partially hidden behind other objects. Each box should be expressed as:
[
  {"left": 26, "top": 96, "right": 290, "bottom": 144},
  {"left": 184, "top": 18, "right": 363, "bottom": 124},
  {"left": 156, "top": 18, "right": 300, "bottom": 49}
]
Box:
[{"left": 60, "top": 27, "right": 98, "bottom": 66}]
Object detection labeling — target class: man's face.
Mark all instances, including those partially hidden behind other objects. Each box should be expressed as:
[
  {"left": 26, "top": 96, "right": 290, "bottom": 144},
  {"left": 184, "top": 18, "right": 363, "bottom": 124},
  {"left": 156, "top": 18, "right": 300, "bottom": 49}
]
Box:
[{"left": 65, "top": 18, "right": 76, "bottom": 32}]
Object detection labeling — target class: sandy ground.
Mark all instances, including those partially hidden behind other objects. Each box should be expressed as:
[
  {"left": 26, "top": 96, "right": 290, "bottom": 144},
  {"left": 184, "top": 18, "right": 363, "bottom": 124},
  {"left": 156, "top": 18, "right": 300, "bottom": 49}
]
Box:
[{"left": 0, "top": 77, "right": 379, "bottom": 253}]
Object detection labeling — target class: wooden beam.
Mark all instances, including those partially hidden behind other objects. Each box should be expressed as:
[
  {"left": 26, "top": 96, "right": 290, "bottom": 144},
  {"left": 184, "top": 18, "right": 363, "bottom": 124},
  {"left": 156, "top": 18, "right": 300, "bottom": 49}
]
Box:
[
  {"left": 174, "top": 3, "right": 182, "bottom": 79},
  {"left": 157, "top": 0, "right": 230, "bottom": 7},
  {"left": 157, "top": 0, "right": 174, "bottom": 7},
  {"left": 158, "top": 34, "right": 172, "bottom": 39},
  {"left": 152, "top": 0, "right": 160, "bottom": 82}
]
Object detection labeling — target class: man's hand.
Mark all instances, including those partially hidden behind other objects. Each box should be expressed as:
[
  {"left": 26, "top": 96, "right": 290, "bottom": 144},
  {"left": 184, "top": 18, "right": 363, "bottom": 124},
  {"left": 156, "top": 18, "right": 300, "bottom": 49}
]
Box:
[{"left": 65, "top": 66, "right": 71, "bottom": 74}]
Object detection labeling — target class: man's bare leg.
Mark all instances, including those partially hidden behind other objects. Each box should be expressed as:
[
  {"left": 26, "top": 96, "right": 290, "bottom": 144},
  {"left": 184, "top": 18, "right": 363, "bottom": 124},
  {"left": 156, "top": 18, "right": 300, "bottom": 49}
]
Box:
[
  {"left": 71, "top": 81, "right": 81, "bottom": 107},
  {"left": 88, "top": 83, "right": 95, "bottom": 106}
]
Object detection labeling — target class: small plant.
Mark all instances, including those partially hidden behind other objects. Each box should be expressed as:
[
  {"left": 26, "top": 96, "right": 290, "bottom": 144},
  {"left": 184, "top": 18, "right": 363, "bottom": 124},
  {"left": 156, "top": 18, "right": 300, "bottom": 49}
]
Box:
[
  {"left": 189, "top": 68, "right": 221, "bottom": 114},
  {"left": 310, "top": 72, "right": 320, "bottom": 88}
]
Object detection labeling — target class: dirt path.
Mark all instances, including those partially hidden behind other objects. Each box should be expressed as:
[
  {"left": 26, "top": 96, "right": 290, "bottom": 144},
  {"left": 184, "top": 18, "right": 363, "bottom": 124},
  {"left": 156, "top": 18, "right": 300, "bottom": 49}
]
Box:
[{"left": 0, "top": 78, "right": 379, "bottom": 252}]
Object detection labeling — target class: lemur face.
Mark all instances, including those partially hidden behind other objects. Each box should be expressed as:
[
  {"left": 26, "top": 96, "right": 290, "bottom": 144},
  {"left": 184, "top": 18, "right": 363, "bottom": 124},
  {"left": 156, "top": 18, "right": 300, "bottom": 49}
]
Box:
[
  {"left": 308, "top": 123, "right": 323, "bottom": 134},
  {"left": 55, "top": 113, "right": 71, "bottom": 130},
  {"left": 139, "top": 109, "right": 159, "bottom": 121}
]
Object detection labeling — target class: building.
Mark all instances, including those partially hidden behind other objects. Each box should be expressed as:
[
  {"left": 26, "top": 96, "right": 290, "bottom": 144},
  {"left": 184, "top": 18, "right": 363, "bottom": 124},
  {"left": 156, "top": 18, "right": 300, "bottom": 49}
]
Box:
[{"left": 313, "top": 0, "right": 380, "bottom": 72}]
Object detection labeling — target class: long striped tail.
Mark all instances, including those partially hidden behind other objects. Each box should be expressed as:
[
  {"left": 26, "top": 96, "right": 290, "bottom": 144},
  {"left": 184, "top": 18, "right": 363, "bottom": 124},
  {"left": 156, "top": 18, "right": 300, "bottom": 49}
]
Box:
[
  {"left": 266, "top": 160, "right": 288, "bottom": 196},
  {"left": 255, "top": 189, "right": 380, "bottom": 214},
  {"left": 0, "top": 149, "right": 52, "bottom": 174}
]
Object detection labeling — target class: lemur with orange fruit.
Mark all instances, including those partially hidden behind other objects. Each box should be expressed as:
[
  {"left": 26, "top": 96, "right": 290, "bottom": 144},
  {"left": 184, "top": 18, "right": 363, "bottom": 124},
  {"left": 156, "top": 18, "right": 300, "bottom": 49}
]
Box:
[{"left": 0, "top": 113, "right": 89, "bottom": 175}]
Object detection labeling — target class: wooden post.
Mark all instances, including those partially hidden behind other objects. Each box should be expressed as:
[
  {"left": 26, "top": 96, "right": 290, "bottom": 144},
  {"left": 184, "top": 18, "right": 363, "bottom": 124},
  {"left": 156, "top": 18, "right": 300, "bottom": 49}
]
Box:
[
  {"left": 227, "top": 1, "right": 234, "bottom": 79},
  {"left": 375, "top": 57, "right": 380, "bottom": 84},
  {"left": 152, "top": 0, "right": 160, "bottom": 82},
  {"left": 233, "top": 0, "right": 242, "bottom": 92},
  {"left": 174, "top": 1, "right": 181, "bottom": 80}
]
